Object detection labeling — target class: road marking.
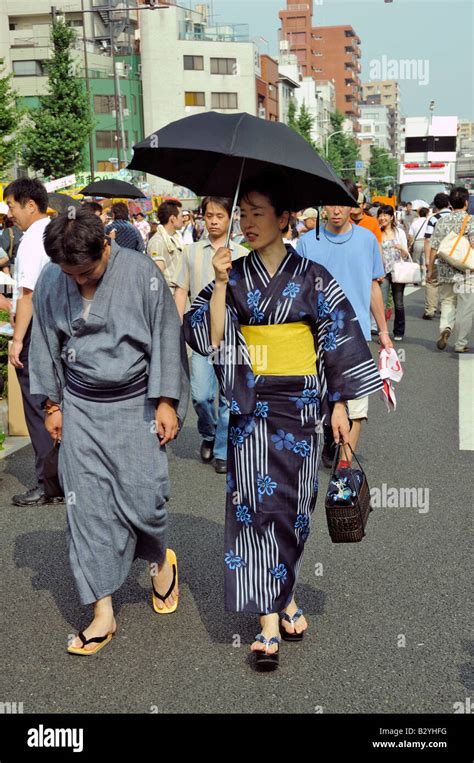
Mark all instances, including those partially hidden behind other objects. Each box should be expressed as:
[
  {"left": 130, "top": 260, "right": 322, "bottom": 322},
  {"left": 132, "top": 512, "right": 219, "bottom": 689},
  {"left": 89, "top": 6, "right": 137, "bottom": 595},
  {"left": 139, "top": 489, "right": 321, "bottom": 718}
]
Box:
[
  {"left": 459, "top": 355, "right": 474, "bottom": 450},
  {"left": 405, "top": 285, "right": 421, "bottom": 296}
]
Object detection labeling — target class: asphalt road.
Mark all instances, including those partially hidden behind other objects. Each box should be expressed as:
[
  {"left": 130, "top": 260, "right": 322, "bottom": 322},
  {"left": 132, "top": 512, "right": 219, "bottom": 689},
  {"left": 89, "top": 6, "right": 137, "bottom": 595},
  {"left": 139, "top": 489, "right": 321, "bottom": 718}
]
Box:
[{"left": 0, "top": 288, "right": 471, "bottom": 714}]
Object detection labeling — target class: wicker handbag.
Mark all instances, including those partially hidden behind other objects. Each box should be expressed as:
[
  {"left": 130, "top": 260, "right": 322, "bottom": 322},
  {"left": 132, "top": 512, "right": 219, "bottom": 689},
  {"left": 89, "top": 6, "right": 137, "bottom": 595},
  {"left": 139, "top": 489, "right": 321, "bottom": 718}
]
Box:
[{"left": 325, "top": 443, "right": 372, "bottom": 543}]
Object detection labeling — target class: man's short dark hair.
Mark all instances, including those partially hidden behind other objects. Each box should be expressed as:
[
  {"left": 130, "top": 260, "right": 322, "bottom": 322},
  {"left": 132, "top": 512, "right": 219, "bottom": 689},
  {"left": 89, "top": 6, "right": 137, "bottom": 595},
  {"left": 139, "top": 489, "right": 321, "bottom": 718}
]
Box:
[
  {"left": 157, "top": 200, "right": 182, "bottom": 226},
  {"left": 43, "top": 207, "right": 106, "bottom": 266},
  {"left": 449, "top": 187, "right": 469, "bottom": 210},
  {"left": 418, "top": 207, "right": 430, "bottom": 218},
  {"left": 342, "top": 178, "right": 359, "bottom": 202},
  {"left": 406, "top": 201, "right": 413, "bottom": 208},
  {"left": 432, "top": 193, "right": 450, "bottom": 211},
  {"left": 82, "top": 201, "right": 103, "bottom": 215},
  {"left": 202, "top": 197, "right": 233, "bottom": 218},
  {"left": 3, "top": 178, "right": 48, "bottom": 214},
  {"left": 111, "top": 202, "right": 129, "bottom": 220}
]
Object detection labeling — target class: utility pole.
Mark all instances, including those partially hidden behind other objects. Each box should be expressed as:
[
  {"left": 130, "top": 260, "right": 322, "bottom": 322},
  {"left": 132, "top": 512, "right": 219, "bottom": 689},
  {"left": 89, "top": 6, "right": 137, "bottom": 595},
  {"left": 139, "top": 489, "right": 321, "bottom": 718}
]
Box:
[
  {"left": 81, "top": 0, "right": 95, "bottom": 180},
  {"left": 109, "top": 1, "right": 123, "bottom": 168}
]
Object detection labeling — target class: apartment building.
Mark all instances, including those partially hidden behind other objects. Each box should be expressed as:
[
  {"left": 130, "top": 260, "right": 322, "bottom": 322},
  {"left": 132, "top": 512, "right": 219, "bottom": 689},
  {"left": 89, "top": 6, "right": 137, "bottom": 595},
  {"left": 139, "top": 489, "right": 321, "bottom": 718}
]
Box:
[
  {"left": 1, "top": 0, "right": 144, "bottom": 173},
  {"left": 362, "top": 79, "right": 401, "bottom": 157},
  {"left": 139, "top": 3, "right": 256, "bottom": 140},
  {"left": 278, "top": 1, "right": 362, "bottom": 129}
]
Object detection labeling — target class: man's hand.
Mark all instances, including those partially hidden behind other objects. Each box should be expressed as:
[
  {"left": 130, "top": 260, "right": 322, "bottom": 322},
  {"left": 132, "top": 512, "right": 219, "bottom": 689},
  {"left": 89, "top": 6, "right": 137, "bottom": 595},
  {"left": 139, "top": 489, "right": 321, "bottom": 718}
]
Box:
[
  {"left": 155, "top": 399, "right": 178, "bottom": 445},
  {"left": 9, "top": 338, "right": 23, "bottom": 369},
  {"left": 379, "top": 331, "right": 394, "bottom": 350},
  {"left": 331, "top": 401, "right": 350, "bottom": 445},
  {"left": 45, "top": 410, "right": 62, "bottom": 441}
]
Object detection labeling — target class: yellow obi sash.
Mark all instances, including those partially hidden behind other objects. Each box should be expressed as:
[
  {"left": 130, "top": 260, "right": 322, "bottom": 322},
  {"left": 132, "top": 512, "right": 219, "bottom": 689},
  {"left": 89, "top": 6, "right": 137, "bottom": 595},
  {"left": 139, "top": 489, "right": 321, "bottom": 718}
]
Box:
[{"left": 240, "top": 321, "right": 317, "bottom": 376}]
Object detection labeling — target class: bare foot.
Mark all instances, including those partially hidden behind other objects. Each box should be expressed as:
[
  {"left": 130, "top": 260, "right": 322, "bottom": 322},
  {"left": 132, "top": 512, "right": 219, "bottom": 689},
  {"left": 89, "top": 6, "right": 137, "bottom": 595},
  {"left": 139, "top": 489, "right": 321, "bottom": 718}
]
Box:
[
  {"left": 280, "top": 597, "right": 308, "bottom": 636},
  {"left": 69, "top": 612, "right": 116, "bottom": 652},
  {"left": 250, "top": 613, "right": 280, "bottom": 654},
  {"left": 150, "top": 556, "right": 179, "bottom": 610}
]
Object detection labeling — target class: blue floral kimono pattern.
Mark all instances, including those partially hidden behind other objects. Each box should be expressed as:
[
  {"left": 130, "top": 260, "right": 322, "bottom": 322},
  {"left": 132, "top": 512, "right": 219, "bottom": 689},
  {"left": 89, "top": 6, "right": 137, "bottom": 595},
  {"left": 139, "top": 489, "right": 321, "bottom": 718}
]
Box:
[{"left": 184, "top": 246, "right": 382, "bottom": 614}]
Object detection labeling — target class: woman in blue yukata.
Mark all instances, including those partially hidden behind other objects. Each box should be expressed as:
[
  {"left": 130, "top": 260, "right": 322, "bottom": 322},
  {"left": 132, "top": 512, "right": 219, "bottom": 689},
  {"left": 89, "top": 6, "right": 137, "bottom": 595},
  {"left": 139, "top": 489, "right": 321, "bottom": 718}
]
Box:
[{"left": 184, "top": 171, "right": 382, "bottom": 671}]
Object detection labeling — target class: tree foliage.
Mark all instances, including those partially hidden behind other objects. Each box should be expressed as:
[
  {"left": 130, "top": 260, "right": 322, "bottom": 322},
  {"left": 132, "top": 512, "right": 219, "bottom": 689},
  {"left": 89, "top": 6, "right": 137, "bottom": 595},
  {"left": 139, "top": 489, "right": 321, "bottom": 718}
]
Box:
[
  {"left": 368, "top": 145, "right": 398, "bottom": 195},
  {"left": 287, "top": 100, "right": 320, "bottom": 153},
  {"left": 0, "top": 60, "right": 21, "bottom": 180},
  {"left": 23, "top": 20, "right": 94, "bottom": 178},
  {"left": 326, "top": 111, "right": 360, "bottom": 179}
]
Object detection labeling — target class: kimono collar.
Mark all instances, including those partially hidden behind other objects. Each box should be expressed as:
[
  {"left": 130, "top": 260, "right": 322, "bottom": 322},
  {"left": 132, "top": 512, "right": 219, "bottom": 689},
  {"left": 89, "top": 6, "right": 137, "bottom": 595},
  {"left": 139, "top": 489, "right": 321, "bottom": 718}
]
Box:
[{"left": 67, "top": 242, "right": 120, "bottom": 330}]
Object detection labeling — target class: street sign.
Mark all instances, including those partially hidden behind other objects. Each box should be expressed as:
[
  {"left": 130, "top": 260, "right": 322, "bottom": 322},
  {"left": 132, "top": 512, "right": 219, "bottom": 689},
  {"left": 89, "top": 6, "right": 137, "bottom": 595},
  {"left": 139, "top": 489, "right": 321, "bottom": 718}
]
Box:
[
  {"left": 355, "top": 168, "right": 365, "bottom": 177},
  {"left": 355, "top": 160, "right": 365, "bottom": 170}
]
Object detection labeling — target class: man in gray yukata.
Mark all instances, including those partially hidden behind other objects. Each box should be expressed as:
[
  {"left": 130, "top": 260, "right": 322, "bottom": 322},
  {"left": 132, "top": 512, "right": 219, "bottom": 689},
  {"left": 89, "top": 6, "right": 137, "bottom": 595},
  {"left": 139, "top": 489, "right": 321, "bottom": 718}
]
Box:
[{"left": 29, "top": 208, "right": 189, "bottom": 654}]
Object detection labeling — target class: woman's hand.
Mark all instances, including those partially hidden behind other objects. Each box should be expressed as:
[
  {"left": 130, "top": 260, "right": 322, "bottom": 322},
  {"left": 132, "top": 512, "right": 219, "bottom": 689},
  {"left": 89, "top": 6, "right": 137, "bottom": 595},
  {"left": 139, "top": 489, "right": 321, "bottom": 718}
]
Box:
[
  {"left": 331, "top": 402, "right": 350, "bottom": 446},
  {"left": 212, "top": 247, "right": 232, "bottom": 284},
  {"left": 155, "top": 398, "right": 178, "bottom": 445},
  {"left": 45, "top": 410, "right": 62, "bottom": 441}
]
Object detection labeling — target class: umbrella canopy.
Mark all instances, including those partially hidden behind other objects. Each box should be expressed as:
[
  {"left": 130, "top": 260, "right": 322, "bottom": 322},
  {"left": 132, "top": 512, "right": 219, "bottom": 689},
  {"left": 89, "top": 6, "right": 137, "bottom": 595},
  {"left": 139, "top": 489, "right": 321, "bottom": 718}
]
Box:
[
  {"left": 79, "top": 179, "right": 147, "bottom": 199},
  {"left": 47, "top": 193, "right": 82, "bottom": 215},
  {"left": 0, "top": 201, "right": 9, "bottom": 215},
  {"left": 409, "top": 199, "right": 430, "bottom": 210},
  {"left": 127, "top": 111, "right": 357, "bottom": 209}
]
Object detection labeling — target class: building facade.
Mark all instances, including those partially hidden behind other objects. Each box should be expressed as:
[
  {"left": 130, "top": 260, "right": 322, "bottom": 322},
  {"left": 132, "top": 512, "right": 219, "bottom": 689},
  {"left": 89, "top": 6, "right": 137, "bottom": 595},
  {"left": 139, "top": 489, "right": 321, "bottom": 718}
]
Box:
[
  {"left": 278, "top": 1, "right": 362, "bottom": 130},
  {"left": 362, "top": 79, "right": 401, "bottom": 157},
  {"left": 256, "top": 54, "right": 279, "bottom": 121},
  {"left": 1, "top": 0, "right": 145, "bottom": 175}
]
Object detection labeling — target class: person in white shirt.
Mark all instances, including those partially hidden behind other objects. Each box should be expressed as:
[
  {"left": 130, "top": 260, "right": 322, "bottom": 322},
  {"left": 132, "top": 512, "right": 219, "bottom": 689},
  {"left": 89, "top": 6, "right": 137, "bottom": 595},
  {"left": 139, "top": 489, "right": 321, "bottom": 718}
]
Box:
[
  {"left": 408, "top": 207, "right": 430, "bottom": 283},
  {"left": 4, "top": 178, "right": 61, "bottom": 506},
  {"left": 180, "top": 210, "right": 195, "bottom": 246},
  {"left": 174, "top": 196, "right": 247, "bottom": 474}
]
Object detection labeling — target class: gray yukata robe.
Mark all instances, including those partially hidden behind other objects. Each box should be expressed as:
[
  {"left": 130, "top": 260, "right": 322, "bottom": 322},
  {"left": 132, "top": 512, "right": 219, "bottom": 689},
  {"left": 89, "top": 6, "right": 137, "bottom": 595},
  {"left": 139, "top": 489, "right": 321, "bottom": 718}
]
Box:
[{"left": 30, "top": 243, "right": 190, "bottom": 605}]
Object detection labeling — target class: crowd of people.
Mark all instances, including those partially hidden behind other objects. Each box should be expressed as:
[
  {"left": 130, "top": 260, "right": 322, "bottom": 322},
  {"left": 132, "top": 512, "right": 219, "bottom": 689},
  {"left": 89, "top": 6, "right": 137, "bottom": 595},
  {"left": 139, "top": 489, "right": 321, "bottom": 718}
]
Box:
[{"left": 0, "top": 174, "right": 471, "bottom": 671}]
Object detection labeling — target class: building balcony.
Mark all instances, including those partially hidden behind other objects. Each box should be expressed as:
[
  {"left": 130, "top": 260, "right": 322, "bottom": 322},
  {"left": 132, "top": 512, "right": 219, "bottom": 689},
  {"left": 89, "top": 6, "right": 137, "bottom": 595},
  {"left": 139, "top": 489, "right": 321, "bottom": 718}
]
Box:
[{"left": 178, "top": 21, "right": 250, "bottom": 43}]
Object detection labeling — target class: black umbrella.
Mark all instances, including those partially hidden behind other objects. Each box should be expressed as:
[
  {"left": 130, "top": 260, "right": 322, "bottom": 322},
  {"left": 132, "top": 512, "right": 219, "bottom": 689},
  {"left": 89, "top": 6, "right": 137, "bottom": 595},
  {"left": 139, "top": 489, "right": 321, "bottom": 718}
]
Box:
[
  {"left": 47, "top": 193, "right": 82, "bottom": 214},
  {"left": 79, "top": 179, "right": 147, "bottom": 199},
  {"left": 127, "top": 111, "right": 357, "bottom": 210}
]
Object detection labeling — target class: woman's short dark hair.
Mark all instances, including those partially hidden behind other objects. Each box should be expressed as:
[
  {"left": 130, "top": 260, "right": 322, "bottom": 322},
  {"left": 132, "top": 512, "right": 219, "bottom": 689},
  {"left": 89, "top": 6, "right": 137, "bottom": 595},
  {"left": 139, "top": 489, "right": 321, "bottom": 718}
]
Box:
[
  {"left": 449, "top": 187, "right": 469, "bottom": 210},
  {"left": 202, "top": 196, "right": 233, "bottom": 218},
  {"left": 3, "top": 178, "right": 48, "bottom": 214},
  {"left": 238, "top": 170, "right": 291, "bottom": 233},
  {"left": 111, "top": 202, "right": 129, "bottom": 220},
  {"left": 43, "top": 207, "right": 106, "bottom": 266}
]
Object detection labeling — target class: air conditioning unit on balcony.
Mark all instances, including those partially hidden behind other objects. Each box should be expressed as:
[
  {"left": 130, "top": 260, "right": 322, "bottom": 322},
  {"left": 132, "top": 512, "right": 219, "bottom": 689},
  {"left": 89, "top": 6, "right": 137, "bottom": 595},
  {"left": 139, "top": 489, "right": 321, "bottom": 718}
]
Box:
[{"left": 280, "top": 40, "right": 289, "bottom": 53}]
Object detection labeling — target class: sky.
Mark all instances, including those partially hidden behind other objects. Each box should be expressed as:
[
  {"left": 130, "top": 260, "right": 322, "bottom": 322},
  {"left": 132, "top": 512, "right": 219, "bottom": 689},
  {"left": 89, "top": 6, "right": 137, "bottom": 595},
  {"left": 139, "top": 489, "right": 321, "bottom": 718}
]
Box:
[{"left": 194, "top": 0, "right": 473, "bottom": 121}]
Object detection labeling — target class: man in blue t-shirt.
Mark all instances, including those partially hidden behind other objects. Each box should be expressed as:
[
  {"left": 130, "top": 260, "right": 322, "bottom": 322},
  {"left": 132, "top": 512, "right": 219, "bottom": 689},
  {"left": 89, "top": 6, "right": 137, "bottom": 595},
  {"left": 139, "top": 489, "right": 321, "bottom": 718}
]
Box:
[{"left": 297, "top": 195, "right": 392, "bottom": 466}]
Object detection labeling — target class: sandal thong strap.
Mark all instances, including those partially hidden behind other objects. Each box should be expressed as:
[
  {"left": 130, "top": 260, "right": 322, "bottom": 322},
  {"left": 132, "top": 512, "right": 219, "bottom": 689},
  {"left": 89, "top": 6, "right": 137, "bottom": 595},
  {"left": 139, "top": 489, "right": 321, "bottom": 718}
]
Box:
[
  {"left": 152, "top": 563, "right": 177, "bottom": 602},
  {"left": 280, "top": 608, "right": 303, "bottom": 625},
  {"left": 78, "top": 631, "right": 110, "bottom": 646},
  {"left": 254, "top": 633, "right": 281, "bottom": 648}
]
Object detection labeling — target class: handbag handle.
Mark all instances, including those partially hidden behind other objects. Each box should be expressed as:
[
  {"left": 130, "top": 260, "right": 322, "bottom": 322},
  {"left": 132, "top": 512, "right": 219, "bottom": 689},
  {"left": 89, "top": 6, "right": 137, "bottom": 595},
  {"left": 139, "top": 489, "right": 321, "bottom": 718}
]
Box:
[
  {"left": 328, "top": 441, "right": 367, "bottom": 526},
  {"left": 328, "top": 440, "right": 367, "bottom": 481},
  {"left": 448, "top": 215, "right": 470, "bottom": 258}
]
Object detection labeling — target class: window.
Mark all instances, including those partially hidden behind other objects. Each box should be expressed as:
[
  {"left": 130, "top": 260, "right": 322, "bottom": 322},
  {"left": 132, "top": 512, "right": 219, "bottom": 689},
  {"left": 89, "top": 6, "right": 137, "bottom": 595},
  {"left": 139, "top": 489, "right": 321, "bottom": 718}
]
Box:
[
  {"left": 94, "top": 95, "right": 126, "bottom": 113},
  {"left": 185, "top": 91, "right": 205, "bottom": 106},
  {"left": 211, "top": 92, "right": 238, "bottom": 109},
  {"left": 183, "top": 55, "right": 204, "bottom": 71},
  {"left": 210, "top": 58, "right": 237, "bottom": 75},
  {"left": 13, "top": 60, "right": 45, "bottom": 76},
  {"left": 96, "top": 131, "right": 116, "bottom": 149}
]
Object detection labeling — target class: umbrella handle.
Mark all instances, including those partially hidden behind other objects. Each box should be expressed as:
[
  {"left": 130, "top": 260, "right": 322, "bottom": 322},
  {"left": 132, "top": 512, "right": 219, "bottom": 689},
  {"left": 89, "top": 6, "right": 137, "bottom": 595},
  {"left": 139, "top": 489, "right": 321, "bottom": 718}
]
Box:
[{"left": 226, "top": 158, "right": 246, "bottom": 249}]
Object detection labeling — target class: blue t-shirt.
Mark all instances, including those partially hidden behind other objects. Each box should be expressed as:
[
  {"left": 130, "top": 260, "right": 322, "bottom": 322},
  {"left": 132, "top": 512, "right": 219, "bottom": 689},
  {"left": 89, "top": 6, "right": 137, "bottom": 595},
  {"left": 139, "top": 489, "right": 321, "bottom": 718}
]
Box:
[{"left": 297, "top": 224, "right": 384, "bottom": 340}]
